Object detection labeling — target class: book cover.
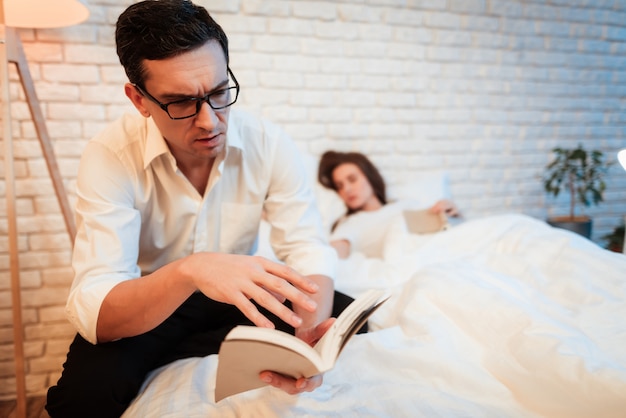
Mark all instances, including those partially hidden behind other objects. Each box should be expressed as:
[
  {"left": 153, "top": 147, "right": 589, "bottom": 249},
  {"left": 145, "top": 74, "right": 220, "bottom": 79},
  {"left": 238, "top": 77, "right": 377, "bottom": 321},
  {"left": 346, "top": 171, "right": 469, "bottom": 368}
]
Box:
[
  {"left": 402, "top": 208, "right": 449, "bottom": 234},
  {"left": 214, "top": 289, "right": 390, "bottom": 402}
]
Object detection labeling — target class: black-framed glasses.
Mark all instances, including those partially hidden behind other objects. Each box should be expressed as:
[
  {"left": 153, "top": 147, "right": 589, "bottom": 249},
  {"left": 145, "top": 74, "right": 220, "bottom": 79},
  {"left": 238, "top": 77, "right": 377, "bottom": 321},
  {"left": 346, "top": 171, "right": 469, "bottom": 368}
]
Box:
[{"left": 133, "top": 67, "right": 240, "bottom": 120}]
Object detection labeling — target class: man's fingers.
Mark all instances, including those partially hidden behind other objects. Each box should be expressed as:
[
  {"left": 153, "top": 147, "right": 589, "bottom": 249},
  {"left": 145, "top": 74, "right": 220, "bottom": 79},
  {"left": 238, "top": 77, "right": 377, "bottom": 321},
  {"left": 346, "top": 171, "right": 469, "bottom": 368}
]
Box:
[
  {"left": 231, "top": 293, "right": 275, "bottom": 328},
  {"left": 254, "top": 258, "right": 319, "bottom": 314},
  {"left": 261, "top": 285, "right": 287, "bottom": 303},
  {"left": 233, "top": 285, "right": 305, "bottom": 329},
  {"left": 296, "top": 375, "right": 321, "bottom": 392},
  {"left": 259, "top": 257, "right": 319, "bottom": 294},
  {"left": 267, "top": 275, "right": 318, "bottom": 313},
  {"left": 316, "top": 317, "right": 335, "bottom": 336},
  {"left": 297, "top": 317, "right": 336, "bottom": 346},
  {"left": 259, "top": 371, "right": 322, "bottom": 394},
  {"left": 249, "top": 286, "right": 305, "bottom": 328}
]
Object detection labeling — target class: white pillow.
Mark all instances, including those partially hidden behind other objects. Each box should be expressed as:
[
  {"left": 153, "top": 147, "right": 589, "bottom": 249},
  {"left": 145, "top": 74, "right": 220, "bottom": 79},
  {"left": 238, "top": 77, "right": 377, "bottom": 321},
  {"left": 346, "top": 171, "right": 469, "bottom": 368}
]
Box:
[
  {"left": 312, "top": 184, "right": 346, "bottom": 233},
  {"left": 387, "top": 170, "right": 451, "bottom": 210},
  {"left": 301, "top": 153, "right": 346, "bottom": 233}
]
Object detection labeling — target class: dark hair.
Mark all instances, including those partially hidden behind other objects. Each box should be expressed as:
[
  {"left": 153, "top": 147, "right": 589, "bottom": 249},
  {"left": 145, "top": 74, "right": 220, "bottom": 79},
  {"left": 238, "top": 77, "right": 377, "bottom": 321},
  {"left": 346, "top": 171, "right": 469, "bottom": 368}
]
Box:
[
  {"left": 318, "top": 151, "right": 387, "bottom": 216},
  {"left": 115, "top": 0, "right": 229, "bottom": 86}
]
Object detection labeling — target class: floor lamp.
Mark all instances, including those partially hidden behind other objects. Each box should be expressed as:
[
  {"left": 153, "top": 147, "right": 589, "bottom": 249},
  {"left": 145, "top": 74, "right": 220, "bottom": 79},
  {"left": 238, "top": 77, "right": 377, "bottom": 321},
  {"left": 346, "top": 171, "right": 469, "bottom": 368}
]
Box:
[{"left": 0, "top": 1, "right": 88, "bottom": 416}]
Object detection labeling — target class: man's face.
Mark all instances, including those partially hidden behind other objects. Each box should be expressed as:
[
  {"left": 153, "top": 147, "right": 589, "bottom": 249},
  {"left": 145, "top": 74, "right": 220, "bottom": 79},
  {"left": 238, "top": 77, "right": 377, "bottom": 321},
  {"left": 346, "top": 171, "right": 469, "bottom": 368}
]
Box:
[{"left": 126, "top": 41, "right": 231, "bottom": 166}]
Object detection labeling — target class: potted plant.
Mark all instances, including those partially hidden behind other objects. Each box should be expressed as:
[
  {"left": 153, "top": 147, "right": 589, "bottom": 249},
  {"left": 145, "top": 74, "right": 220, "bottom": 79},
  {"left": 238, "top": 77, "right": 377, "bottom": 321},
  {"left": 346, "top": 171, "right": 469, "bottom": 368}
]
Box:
[{"left": 543, "top": 144, "right": 612, "bottom": 238}]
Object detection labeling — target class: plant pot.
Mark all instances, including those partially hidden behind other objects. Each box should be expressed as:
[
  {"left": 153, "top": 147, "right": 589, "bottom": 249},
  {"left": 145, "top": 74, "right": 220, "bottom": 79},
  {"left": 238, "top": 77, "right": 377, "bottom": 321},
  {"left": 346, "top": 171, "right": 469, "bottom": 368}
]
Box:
[
  {"left": 601, "top": 223, "right": 625, "bottom": 253},
  {"left": 547, "top": 216, "right": 592, "bottom": 239}
]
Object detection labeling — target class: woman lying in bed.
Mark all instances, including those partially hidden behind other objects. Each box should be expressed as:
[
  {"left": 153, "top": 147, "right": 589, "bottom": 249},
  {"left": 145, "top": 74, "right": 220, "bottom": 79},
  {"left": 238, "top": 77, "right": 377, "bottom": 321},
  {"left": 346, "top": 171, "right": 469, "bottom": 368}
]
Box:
[{"left": 318, "top": 151, "right": 459, "bottom": 259}]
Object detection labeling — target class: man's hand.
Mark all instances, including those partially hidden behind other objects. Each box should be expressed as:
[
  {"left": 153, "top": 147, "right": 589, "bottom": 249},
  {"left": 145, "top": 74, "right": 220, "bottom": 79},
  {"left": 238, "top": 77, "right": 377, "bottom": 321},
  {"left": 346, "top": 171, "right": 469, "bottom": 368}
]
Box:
[
  {"left": 258, "top": 318, "right": 336, "bottom": 394},
  {"left": 186, "top": 253, "right": 320, "bottom": 329}
]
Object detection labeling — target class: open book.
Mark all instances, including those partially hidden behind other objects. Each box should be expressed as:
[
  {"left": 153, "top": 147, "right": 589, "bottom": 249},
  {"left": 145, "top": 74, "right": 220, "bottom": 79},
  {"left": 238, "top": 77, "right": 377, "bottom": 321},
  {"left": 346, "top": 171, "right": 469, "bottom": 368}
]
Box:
[
  {"left": 214, "top": 289, "right": 390, "bottom": 402},
  {"left": 402, "top": 208, "right": 449, "bottom": 234}
]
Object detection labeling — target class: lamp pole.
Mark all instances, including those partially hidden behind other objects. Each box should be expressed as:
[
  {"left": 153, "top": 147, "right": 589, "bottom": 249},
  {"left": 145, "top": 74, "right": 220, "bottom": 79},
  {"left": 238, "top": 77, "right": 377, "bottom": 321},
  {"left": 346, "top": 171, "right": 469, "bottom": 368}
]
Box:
[
  {"left": 1, "top": 0, "right": 86, "bottom": 415},
  {"left": 0, "top": 4, "right": 27, "bottom": 417}
]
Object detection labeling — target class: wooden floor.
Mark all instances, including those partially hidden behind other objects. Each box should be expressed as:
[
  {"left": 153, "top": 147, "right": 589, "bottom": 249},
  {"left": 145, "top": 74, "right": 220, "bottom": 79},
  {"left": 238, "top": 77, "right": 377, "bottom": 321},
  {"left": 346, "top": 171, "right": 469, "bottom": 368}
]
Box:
[{"left": 0, "top": 396, "right": 49, "bottom": 418}]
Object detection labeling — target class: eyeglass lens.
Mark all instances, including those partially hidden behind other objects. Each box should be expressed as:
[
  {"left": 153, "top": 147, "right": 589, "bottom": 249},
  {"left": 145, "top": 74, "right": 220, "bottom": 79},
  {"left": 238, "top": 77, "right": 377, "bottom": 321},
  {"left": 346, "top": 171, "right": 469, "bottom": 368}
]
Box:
[{"left": 166, "top": 86, "right": 238, "bottom": 119}]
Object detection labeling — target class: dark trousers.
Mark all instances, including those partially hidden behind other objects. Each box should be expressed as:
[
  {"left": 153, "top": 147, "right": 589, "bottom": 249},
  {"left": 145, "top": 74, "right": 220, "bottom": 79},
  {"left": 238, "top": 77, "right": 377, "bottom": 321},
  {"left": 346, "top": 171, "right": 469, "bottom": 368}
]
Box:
[{"left": 45, "top": 290, "right": 360, "bottom": 418}]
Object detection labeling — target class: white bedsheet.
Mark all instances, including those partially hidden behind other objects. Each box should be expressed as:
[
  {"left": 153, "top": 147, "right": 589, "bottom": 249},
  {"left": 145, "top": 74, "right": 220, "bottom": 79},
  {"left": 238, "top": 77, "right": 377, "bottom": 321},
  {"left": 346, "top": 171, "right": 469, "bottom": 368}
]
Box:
[{"left": 123, "top": 214, "right": 626, "bottom": 418}]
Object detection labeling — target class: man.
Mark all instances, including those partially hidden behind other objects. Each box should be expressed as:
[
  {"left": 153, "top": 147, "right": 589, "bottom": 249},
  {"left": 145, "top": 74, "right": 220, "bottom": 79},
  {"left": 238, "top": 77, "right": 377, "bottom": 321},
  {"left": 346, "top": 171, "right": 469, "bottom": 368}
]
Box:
[{"left": 46, "top": 1, "right": 349, "bottom": 416}]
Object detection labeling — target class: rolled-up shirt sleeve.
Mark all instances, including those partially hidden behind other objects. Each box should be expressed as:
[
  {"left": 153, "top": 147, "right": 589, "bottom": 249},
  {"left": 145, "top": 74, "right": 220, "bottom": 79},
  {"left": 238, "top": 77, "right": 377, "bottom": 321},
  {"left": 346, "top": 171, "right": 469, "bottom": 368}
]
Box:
[
  {"left": 66, "top": 141, "right": 142, "bottom": 344},
  {"left": 259, "top": 121, "right": 337, "bottom": 280}
]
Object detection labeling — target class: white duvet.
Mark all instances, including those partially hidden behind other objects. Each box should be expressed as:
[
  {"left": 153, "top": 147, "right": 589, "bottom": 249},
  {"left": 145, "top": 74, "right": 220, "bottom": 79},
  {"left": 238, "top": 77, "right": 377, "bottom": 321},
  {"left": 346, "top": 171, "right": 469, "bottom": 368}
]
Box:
[{"left": 123, "top": 214, "right": 626, "bottom": 418}]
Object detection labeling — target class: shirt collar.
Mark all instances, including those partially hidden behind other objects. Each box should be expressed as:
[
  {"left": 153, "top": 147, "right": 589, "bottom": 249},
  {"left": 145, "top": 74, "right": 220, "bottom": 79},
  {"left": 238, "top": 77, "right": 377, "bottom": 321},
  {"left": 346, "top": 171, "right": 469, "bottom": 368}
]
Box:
[
  {"left": 142, "top": 111, "right": 245, "bottom": 171},
  {"left": 143, "top": 117, "right": 171, "bottom": 170},
  {"left": 224, "top": 110, "right": 244, "bottom": 156}
]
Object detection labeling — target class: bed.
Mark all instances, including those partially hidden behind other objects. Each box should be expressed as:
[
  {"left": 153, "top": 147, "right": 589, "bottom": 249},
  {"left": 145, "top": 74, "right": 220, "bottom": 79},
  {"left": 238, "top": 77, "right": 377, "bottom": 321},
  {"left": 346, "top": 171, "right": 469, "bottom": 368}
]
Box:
[{"left": 121, "top": 160, "right": 626, "bottom": 418}]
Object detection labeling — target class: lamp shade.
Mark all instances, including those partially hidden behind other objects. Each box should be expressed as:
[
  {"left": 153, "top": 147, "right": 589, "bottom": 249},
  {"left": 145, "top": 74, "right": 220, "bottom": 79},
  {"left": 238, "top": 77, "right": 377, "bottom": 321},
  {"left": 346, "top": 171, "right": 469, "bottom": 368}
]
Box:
[
  {"left": 2, "top": 0, "right": 89, "bottom": 29},
  {"left": 619, "top": 149, "right": 626, "bottom": 171}
]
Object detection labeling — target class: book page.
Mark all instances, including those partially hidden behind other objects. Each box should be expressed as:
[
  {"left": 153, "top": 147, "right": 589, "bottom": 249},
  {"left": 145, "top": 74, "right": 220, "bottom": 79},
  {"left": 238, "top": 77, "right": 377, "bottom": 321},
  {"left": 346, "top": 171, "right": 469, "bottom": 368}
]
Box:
[
  {"left": 314, "top": 289, "right": 389, "bottom": 369},
  {"left": 223, "top": 326, "right": 320, "bottom": 361}
]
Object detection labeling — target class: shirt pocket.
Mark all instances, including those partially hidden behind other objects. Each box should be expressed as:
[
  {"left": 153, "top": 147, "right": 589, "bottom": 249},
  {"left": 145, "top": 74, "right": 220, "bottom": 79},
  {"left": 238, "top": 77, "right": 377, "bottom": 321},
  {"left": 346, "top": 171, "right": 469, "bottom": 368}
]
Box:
[{"left": 220, "top": 202, "right": 263, "bottom": 254}]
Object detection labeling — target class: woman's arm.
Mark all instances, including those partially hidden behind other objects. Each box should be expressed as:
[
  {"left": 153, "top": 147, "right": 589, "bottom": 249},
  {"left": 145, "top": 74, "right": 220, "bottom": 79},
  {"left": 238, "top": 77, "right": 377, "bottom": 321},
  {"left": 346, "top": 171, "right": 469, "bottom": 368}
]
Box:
[
  {"left": 429, "top": 199, "right": 460, "bottom": 217},
  {"left": 330, "top": 239, "right": 351, "bottom": 259}
]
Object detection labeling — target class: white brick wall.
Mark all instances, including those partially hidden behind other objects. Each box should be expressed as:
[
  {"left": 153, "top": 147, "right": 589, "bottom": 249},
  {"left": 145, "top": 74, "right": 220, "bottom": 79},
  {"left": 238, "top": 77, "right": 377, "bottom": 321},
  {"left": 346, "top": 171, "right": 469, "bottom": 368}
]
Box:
[{"left": 1, "top": 0, "right": 625, "bottom": 400}]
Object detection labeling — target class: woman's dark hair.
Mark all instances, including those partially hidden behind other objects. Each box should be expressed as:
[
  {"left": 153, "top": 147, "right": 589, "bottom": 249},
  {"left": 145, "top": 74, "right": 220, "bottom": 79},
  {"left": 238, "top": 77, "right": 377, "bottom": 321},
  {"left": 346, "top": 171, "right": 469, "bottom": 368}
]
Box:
[
  {"left": 318, "top": 151, "right": 387, "bottom": 216},
  {"left": 115, "top": 0, "right": 229, "bottom": 87}
]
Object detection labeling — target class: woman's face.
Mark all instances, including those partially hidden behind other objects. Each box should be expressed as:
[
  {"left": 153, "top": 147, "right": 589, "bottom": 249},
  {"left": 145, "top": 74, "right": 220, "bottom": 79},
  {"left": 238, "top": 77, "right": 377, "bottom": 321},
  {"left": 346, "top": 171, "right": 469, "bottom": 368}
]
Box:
[{"left": 331, "top": 163, "right": 382, "bottom": 212}]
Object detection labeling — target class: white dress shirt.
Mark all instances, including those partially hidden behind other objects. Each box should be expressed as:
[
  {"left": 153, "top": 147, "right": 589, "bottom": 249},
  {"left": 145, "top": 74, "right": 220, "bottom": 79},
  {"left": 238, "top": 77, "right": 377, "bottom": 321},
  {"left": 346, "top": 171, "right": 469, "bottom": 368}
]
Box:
[{"left": 67, "top": 109, "right": 337, "bottom": 344}]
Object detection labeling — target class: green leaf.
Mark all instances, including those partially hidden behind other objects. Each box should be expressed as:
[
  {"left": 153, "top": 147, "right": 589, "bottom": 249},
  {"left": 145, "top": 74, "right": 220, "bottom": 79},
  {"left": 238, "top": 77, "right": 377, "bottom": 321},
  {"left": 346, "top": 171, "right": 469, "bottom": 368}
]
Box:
[{"left": 542, "top": 144, "right": 611, "bottom": 217}]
